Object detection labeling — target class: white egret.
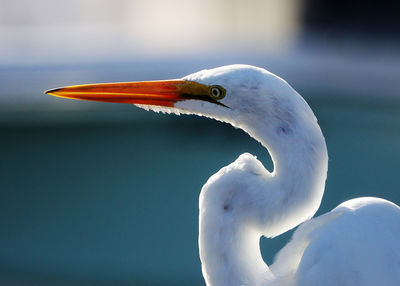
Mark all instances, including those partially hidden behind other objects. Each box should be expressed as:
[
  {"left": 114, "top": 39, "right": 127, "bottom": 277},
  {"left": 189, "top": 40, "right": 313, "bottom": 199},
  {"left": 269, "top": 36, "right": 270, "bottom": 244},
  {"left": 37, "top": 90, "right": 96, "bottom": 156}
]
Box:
[{"left": 46, "top": 65, "right": 400, "bottom": 286}]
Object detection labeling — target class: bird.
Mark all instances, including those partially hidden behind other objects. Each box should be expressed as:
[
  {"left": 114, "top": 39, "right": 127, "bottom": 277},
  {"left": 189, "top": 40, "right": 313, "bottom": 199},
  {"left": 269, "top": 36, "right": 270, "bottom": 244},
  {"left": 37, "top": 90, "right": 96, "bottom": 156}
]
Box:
[{"left": 46, "top": 64, "right": 400, "bottom": 286}]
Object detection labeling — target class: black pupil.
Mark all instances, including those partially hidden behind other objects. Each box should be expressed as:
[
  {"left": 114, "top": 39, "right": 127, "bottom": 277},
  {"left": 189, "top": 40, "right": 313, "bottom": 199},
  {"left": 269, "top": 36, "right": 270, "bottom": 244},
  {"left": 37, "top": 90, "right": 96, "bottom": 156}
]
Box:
[{"left": 213, "top": 88, "right": 219, "bottom": 96}]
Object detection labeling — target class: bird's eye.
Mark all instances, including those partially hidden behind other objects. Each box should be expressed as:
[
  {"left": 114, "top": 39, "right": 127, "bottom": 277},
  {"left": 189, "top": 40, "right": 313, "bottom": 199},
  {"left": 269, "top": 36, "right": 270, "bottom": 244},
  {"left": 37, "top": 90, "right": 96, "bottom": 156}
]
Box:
[{"left": 209, "top": 85, "right": 226, "bottom": 100}]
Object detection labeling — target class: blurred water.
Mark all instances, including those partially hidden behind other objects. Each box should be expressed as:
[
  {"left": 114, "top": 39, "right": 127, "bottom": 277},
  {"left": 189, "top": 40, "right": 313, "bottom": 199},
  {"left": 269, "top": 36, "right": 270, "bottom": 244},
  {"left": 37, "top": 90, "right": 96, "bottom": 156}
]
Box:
[{"left": 0, "top": 99, "right": 399, "bottom": 285}]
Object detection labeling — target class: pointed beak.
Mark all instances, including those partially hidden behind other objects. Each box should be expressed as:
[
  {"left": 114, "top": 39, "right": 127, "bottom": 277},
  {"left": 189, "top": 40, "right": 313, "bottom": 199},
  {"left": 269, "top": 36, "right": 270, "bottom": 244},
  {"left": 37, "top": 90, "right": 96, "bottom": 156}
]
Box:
[{"left": 45, "top": 80, "right": 194, "bottom": 107}]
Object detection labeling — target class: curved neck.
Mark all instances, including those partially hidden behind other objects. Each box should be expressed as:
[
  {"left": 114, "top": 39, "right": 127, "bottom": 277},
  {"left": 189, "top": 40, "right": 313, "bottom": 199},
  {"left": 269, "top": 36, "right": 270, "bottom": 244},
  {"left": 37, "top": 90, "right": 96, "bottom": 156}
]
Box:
[
  {"left": 199, "top": 115, "right": 328, "bottom": 286},
  {"left": 248, "top": 118, "right": 328, "bottom": 236}
]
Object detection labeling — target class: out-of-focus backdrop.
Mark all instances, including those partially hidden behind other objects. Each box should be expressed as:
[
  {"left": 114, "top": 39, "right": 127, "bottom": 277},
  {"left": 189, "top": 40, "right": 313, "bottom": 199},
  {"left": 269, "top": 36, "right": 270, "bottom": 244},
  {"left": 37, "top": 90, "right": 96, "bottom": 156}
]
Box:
[{"left": 1, "top": 0, "right": 400, "bottom": 285}]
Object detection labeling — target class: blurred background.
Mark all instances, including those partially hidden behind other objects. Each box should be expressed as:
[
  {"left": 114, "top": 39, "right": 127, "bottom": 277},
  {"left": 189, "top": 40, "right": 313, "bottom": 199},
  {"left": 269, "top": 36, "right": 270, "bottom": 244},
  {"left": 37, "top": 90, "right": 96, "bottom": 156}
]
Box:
[{"left": 1, "top": 0, "right": 400, "bottom": 285}]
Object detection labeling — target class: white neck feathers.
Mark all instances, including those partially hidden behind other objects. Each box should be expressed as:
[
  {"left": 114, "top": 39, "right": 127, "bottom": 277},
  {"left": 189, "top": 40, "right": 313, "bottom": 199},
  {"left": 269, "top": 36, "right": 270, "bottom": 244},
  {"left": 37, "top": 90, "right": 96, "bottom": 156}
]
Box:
[{"left": 199, "top": 104, "right": 328, "bottom": 286}]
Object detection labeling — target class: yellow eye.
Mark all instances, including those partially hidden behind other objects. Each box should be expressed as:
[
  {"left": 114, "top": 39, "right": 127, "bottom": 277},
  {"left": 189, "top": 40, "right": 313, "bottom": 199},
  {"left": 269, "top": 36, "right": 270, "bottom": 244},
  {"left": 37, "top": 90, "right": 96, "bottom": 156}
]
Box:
[{"left": 209, "top": 85, "right": 226, "bottom": 100}]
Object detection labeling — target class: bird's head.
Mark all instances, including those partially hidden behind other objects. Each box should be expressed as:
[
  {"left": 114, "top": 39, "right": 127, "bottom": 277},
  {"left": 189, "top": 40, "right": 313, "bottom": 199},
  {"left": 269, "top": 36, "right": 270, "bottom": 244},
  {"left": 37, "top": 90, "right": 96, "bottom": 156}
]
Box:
[{"left": 46, "top": 64, "right": 315, "bottom": 134}]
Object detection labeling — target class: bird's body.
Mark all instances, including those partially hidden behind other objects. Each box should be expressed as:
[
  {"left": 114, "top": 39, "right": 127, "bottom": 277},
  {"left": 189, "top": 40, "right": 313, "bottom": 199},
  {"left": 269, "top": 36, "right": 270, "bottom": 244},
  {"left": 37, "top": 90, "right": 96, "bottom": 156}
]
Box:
[
  {"left": 273, "top": 197, "right": 400, "bottom": 286},
  {"left": 46, "top": 64, "right": 400, "bottom": 286}
]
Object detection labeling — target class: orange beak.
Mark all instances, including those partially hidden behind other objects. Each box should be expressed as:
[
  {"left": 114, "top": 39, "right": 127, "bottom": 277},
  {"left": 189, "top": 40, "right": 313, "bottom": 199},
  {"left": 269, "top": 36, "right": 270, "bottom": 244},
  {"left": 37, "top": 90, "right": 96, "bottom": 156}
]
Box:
[
  {"left": 45, "top": 80, "right": 196, "bottom": 107},
  {"left": 45, "top": 79, "right": 228, "bottom": 108}
]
